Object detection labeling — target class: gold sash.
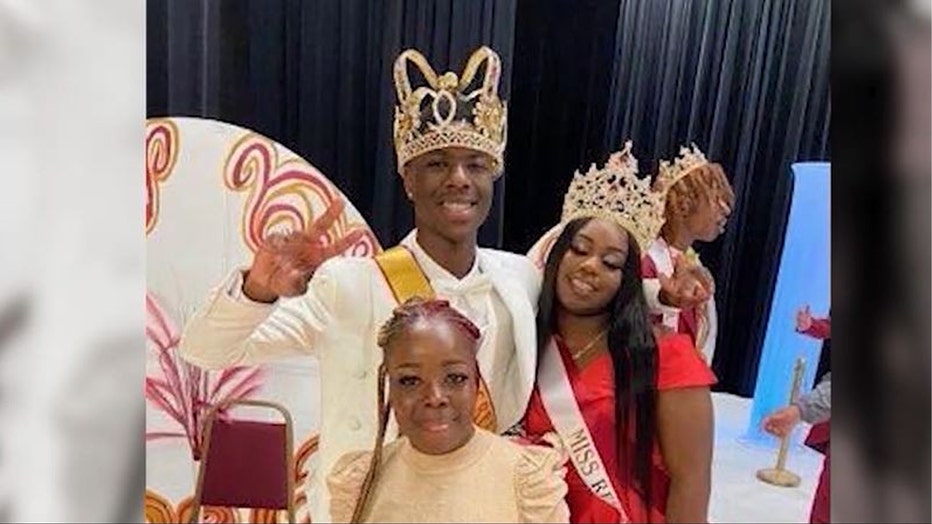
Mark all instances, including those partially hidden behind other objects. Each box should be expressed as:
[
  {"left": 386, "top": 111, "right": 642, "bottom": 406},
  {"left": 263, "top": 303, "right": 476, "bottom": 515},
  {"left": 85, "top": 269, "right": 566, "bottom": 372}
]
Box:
[{"left": 374, "top": 245, "right": 498, "bottom": 432}]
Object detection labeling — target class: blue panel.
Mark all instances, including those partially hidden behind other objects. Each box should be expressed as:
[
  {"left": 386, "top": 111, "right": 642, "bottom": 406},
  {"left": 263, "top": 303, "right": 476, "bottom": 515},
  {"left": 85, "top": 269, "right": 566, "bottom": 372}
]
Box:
[{"left": 744, "top": 162, "right": 830, "bottom": 447}]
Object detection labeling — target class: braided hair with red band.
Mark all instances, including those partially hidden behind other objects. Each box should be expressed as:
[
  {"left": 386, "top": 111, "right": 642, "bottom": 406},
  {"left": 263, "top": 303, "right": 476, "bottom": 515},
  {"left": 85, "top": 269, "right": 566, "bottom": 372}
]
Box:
[{"left": 350, "top": 297, "right": 481, "bottom": 522}]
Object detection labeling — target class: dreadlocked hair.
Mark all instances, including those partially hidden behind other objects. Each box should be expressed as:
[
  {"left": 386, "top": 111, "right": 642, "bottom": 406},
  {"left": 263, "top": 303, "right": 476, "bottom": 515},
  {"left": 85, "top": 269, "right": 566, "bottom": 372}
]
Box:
[
  {"left": 348, "top": 296, "right": 481, "bottom": 522},
  {"left": 663, "top": 162, "right": 735, "bottom": 222}
]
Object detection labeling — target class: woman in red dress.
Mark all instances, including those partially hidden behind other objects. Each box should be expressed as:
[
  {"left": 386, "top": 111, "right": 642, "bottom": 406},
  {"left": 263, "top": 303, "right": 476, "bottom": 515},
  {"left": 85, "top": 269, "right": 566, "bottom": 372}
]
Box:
[
  {"left": 795, "top": 304, "right": 831, "bottom": 524},
  {"left": 523, "top": 214, "right": 716, "bottom": 523}
]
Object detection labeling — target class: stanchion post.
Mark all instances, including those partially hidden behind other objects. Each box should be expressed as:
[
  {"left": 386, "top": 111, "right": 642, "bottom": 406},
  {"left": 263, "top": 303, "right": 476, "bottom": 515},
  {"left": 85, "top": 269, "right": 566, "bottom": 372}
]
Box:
[{"left": 756, "top": 357, "right": 805, "bottom": 487}]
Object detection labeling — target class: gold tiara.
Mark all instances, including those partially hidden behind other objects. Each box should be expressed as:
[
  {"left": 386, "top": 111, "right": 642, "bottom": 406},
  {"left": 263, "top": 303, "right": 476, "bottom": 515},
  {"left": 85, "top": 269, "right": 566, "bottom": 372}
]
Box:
[
  {"left": 561, "top": 141, "right": 665, "bottom": 252},
  {"left": 652, "top": 143, "right": 710, "bottom": 196},
  {"left": 392, "top": 46, "right": 507, "bottom": 173}
]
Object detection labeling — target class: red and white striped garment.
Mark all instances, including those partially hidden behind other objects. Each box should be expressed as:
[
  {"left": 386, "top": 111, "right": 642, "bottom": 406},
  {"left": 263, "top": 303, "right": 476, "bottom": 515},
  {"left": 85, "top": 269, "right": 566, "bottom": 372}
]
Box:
[{"left": 640, "top": 237, "right": 718, "bottom": 365}]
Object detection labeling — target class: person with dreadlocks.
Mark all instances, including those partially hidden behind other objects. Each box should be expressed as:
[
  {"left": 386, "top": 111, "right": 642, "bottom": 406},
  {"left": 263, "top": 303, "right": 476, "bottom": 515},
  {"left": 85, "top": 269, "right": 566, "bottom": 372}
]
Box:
[
  {"left": 523, "top": 143, "right": 716, "bottom": 523},
  {"left": 641, "top": 144, "right": 735, "bottom": 366},
  {"left": 326, "top": 297, "right": 570, "bottom": 523}
]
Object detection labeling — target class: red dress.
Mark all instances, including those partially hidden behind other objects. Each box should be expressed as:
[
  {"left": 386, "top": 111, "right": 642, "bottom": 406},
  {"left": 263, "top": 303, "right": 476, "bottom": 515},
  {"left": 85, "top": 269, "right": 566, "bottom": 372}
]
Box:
[{"left": 524, "top": 333, "right": 717, "bottom": 523}]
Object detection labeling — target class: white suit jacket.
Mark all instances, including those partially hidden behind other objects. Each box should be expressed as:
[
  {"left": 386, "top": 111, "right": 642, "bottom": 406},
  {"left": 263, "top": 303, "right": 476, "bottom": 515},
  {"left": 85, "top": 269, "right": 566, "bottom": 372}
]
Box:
[{"left": 178, "top": 231, "right": 541, "bottom": 522}]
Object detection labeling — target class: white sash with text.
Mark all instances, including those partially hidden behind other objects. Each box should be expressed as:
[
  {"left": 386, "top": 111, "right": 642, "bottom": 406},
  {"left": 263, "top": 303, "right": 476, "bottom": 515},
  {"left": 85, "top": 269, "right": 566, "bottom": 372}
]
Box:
[{"left": 538, "top": 337, "right": 629, "bottom": 521}]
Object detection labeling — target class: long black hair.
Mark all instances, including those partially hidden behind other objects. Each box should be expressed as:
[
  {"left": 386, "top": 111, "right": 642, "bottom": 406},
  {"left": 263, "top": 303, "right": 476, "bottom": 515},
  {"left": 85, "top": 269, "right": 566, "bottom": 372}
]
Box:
[{"left": 536, "top": 216, "right": 658, "bottom": 518}]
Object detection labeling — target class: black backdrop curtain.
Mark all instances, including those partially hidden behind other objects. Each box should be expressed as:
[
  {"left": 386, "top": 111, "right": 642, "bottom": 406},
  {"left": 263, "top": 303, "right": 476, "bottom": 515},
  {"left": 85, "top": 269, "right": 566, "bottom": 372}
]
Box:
[
  {"left": 147, "top": 0, "right": 830, "bottom": 396},
  {"left": 503, "top": 0, "right": 830, "bottom": 395}
]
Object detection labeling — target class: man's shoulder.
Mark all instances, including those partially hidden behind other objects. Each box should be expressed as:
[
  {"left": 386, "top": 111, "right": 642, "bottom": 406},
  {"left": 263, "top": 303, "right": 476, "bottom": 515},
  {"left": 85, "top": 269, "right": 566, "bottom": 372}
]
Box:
[
  {"left": 478, "top": 247, "right": 541, "bottom": 297},
  {"left": 478, "top": 247, "right": 536, "bottom": 273}
]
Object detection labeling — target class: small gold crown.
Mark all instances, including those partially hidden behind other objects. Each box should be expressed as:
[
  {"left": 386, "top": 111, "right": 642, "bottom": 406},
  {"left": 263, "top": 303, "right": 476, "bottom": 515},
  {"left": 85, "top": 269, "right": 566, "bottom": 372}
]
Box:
[
  {"left": 653, "top": 143, "right": 710, "bottom": 196},
  {"left": 561, "top": 141, "right": 665, "bottom": 252},
  {"left": 393, "top": 47, "right": 507, "bottom": 173}
]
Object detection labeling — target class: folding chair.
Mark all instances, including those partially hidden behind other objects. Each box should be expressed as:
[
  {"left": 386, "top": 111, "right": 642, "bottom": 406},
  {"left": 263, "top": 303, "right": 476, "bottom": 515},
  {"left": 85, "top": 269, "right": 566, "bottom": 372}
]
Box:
[{"left": 189, "top": 399, "right": 296, "bottom": 523}]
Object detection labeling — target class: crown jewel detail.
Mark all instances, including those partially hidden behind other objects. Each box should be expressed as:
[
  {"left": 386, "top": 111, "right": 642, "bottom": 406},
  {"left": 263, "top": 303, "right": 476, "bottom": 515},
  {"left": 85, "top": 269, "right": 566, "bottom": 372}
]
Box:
[
  {"left": 561, "top": 141, "right": 665, "bottom": 251},
  {"left": 653, "top": 143, "right": 710, "bottom": 196},
  {"left": 393, "top": 47, "right": 507, "bottom": 172}
]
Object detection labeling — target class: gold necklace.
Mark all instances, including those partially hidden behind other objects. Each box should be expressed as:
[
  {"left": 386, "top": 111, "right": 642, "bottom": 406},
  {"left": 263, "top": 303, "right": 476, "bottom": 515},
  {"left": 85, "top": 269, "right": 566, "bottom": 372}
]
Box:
[{"left": 569, "top": 328, "right": 608, "bottom": 362}]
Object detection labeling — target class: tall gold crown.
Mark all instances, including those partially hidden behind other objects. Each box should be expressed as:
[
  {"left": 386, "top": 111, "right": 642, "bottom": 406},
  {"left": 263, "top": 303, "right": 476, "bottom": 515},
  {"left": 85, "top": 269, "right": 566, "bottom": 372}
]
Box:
[
  {"left": 393, "top": 46, "right": 507, "bottom": 173},
  {"left": 561, "top": 141, "right": 665, "bottom": 252},
  {"left": 652, "top": 143, "right": 710, "bottom": 196}
]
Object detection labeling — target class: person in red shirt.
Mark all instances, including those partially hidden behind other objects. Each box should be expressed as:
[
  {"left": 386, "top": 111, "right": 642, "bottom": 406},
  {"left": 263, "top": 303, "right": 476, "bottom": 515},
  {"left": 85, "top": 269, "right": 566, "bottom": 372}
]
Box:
[
  {"left": 640, "top": 145, "right": 735, "bottom": 366},
  {"left": 523, "top": 146, "right": 715, "bottom": 523},
  {"left": 762, "top": 370, "right": 831, "bottom": 524},
  {"left": 795, "top": 305, "right": 831, "bottom": 340},
  {"left": 790, "top": 304, "right": 831, "bottom": 524},
  {"left": 796, "top": 305, "right": 831, "bottom": 382}
]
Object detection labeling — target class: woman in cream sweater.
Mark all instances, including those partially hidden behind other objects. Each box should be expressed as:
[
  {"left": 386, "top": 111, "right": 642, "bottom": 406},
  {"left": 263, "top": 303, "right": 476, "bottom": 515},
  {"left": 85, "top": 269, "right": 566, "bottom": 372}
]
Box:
[{"left": 327, "top": 297, "right": 569, "bottom": 523}]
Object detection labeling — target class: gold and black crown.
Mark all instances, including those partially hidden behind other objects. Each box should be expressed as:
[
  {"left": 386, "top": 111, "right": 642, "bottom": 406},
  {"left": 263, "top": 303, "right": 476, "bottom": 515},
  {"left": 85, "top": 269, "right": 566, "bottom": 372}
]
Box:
[{"left": 392, "top": 46, "right": 507, "bottom": 173}]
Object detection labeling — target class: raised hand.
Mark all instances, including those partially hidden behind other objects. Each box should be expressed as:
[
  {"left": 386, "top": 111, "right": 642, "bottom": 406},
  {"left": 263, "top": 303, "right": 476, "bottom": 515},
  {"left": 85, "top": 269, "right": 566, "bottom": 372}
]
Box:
[
  {"left": 795, "top": 305, "right": 812, "bottom": 332},
  {"left": 242, "top": 198, "right": 367, "bottom": 302},
  {"left": 658, "top": 254, "right": 714, "bottom": 309},
  {"left": 761, "top": 405, "right": 802, "bottom": 438}
]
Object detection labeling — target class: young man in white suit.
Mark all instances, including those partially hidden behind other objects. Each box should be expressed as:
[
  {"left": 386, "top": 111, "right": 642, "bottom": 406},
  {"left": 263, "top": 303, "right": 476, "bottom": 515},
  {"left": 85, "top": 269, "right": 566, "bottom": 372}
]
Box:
[{"left": 179, "top": 46, "right": 540, "bottom": 523}]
